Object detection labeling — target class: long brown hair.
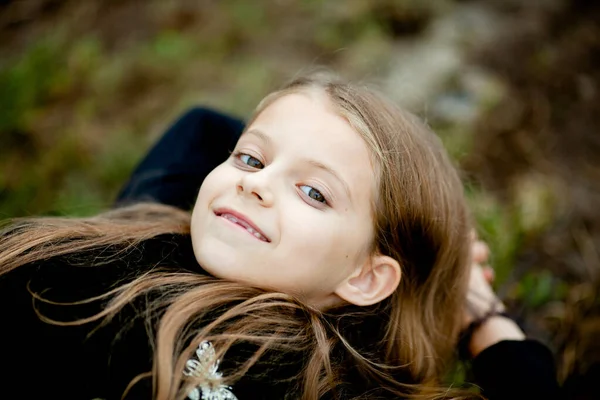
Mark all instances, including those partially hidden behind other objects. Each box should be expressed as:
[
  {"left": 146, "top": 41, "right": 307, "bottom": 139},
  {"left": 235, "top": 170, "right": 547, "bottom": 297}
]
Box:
[{"left": 0, "top": 74, "right": 473, "bottom": 399}]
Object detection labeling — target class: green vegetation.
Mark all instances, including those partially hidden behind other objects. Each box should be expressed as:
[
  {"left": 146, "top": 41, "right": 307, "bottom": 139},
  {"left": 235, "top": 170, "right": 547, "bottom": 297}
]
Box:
[{"left": 0, "top": 0, "right": 415, "bottom": 218}]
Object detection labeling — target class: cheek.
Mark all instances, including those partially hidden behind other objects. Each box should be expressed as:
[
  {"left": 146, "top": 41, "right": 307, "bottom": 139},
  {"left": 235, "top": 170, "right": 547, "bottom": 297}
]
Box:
[
  {"left": 193, "top": 164, "right": 237, "bottom": 212},
  {"left": 198, "top": 166, "right": 227, "bottom": 199},
  {"left": 190, "top": 169, "right": 227, "bottom": 258},
  {"left": 282, "top": 212, "right": 360, "bottom": 265}
]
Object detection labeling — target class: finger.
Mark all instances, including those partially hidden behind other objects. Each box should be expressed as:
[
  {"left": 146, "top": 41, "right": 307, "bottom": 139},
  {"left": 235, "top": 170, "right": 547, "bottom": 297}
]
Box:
[
  {"left": 470, "top": 229, "right": 478, "bottom": 242},
  {"left": 482, "top": 266, "right": 495, "bottom": 283},
  {"left": 472, "top": 241, "right": 490, "bottom": 264}
]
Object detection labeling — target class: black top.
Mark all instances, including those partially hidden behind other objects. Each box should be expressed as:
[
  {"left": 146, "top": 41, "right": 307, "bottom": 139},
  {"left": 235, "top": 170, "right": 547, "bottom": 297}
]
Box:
[
  {"left": 0, "top": 233, "right": 561, "bottom": 400},
  {"left": 0, "top": 234, "right": 300, "bottom": 399}
]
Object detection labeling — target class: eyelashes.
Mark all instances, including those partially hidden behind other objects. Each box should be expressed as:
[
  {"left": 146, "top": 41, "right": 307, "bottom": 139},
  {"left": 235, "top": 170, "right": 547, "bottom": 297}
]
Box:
[
  {"left": 299, "top": 185, "right": 327, "bottom": 204},
  {"left": 232, "top": 151, "right": 264, "bottom": 169},
  {"left": 232, "top": 151, "right": 330, "bottom": 206},
  {"left": 238, "top": 153, "right": 264, "bottom": 169}
]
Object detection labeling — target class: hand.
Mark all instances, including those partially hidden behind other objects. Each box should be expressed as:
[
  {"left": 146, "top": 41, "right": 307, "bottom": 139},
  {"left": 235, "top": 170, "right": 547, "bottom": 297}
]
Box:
[
  {"left": 462, "top": 233, "right": 525, "bottom": 357},
  {"left": 462, "top": 237, "right": 504, "bottom": 329}
]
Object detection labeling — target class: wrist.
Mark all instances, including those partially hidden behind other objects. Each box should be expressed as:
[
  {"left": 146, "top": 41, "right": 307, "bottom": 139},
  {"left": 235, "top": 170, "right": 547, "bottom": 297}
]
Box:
[{"left": 468, "top": 315, "right": 525, "bottom": 357}]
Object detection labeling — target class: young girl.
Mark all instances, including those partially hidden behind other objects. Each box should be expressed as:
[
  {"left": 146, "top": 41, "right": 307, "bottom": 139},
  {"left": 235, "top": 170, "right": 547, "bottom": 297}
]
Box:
[{"left": 0, "top": 74, "right": 558, "bottom": 399}]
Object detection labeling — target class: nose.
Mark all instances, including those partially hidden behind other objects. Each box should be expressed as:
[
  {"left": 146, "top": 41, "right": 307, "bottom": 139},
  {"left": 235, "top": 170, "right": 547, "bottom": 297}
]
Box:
[{"left": 237, "top": 171, "right": 274, "bottom": 206}]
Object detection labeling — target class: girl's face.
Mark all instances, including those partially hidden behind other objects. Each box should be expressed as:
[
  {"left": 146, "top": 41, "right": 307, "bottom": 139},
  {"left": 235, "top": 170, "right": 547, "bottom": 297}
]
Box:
[{"left": 191, "top": 92, "right": 377, "bottom": 304}]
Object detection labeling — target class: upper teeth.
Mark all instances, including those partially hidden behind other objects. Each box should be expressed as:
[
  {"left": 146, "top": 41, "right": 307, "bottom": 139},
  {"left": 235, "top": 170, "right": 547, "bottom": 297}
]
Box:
[{"left": 221, "top": 213, "right": 267, "bottom": 241}]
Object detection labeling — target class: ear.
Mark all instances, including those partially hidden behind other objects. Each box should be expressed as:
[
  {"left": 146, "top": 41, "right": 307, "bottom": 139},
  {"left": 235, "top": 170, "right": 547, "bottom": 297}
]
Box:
[{"left": 334, "top": 253, "right": 401, "bottom": 306}]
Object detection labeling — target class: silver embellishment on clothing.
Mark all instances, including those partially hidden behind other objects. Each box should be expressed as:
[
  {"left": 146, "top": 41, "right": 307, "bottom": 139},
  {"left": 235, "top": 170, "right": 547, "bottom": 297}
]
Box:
[{"left": 184, "top": 341, "right": 238, "bottom": 400}]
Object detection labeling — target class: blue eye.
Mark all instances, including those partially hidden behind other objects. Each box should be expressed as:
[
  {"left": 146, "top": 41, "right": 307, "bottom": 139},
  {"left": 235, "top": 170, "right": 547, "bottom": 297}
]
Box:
[
  {"left": 238, "top": 153, "right": 264, "bottom": 168},
  {"left": 300, "top": 185, "right": 327, "bottom": 204}
]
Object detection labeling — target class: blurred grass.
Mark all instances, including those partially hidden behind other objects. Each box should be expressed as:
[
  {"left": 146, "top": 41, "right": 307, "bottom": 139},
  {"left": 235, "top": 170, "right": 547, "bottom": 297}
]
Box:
[{"left": 0, "top": 0, "right": 412, "bottom": 218}]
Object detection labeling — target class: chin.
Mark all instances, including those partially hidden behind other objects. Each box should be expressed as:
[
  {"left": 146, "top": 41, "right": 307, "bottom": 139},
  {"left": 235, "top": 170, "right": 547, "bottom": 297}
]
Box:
[
  {"left": 192, "top": 240, "right": 237, "bottom": 278},
  {"left": 195, "top": 250, "right": 268, "bottom": 289}
]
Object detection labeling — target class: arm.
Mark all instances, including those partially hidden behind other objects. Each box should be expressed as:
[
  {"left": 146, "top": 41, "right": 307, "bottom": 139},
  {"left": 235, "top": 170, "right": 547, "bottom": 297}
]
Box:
[
  {"left": 463, "top": 239, "right": 562, "bottom": 399},
  {"left": 115, "top": 108, "right": 245, "bottom": 210}
]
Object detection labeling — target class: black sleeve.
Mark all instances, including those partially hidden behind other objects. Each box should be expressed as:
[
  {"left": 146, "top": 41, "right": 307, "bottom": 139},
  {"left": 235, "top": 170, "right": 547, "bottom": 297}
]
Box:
[
  {"left": 115, "top": 107, "right": 245, "bottom": 210},
  {"left": 0, "top": 235, "right": 200, "bottom": 400},
  {"left": 471, "top": 339, "right": 562, "bottom": 400}
]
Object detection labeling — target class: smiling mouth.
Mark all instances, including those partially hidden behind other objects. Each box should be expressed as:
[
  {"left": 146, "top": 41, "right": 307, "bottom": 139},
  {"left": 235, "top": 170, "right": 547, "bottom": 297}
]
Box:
[{"left": 216, "top": 212, "right": 270, "bottom": 242}]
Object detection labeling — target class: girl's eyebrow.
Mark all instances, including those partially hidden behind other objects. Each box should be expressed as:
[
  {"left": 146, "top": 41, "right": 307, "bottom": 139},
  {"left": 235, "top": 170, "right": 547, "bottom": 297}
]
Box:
[
  {"left": 243, "top": 128, "right": 352, "bottom": 201},
  {"left": 303, "top": 158, "right": 352, "bottom": 201},
  {"left": 243, "top": 129, "right": 273, "bottom": 147}
]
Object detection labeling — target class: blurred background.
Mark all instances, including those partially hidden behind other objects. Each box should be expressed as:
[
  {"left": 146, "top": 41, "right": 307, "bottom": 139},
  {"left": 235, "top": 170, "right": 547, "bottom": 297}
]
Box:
[{"left": 1, "top": 0, "right": 599, "bottom": 396}]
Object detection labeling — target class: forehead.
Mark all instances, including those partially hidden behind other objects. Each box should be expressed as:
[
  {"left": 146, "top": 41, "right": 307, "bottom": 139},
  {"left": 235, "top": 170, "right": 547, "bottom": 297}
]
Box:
[{"left": 248, "top": 92, "right": 370, "bottom": 159}]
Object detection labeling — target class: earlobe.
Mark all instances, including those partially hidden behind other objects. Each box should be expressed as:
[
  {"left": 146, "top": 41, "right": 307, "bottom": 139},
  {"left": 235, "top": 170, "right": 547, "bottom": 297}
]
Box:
[{"left": 335, "top": 254, "right": 401, "bottom": 306}]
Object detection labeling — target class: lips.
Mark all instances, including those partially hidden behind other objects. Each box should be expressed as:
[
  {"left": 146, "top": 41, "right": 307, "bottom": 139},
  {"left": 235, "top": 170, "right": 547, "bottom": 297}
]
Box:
[{"left": 214, "top": 208, "right": 270, "bottom": 242}]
